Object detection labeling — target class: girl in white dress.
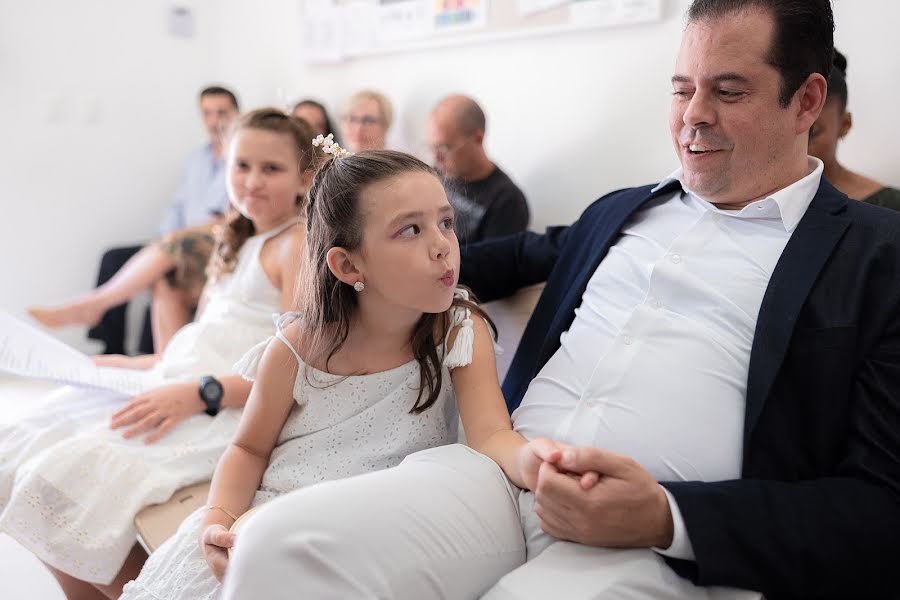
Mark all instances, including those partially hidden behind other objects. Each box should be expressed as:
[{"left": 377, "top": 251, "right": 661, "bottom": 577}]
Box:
[
  {"left": 120, "top": 146, "right": 538, "bottom": 599},
  {"left": 0, "top": 108, "right": 319, "bottom": 599}
]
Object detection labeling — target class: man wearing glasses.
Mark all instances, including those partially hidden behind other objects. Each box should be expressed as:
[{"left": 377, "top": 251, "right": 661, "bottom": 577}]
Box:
[{"left": 428, "top": 94, "right": 530, "bottom": 244}]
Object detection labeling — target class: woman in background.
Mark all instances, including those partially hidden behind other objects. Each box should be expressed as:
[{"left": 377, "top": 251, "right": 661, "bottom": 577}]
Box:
[
  {"left": 292, "top": 98, "right": 336, "bottom": 138},
  {"left": 340, "top": 89, "right": 393, "bottom": 153},
  {"left": 808, "top": 49, "right": 900, "bottom": 209}
]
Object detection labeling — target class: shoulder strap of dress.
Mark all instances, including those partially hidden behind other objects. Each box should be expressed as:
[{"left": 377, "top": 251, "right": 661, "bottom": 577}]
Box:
[
  {"left": 258, "top": 216, "right": 304, "bottom": 241},
  {"left": 273, "top": 312, "right": 303, "bottom": 364},
  {"left": 233, "top": 311, "right": 303, "bottom": 380},
  {"left": 443, "top": 289, "right": 475, "bottom": 369}
]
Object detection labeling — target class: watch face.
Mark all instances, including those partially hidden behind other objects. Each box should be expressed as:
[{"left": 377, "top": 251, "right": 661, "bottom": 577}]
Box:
[{"left": 203, "top": 378, "right": 224, "bottom": 402}]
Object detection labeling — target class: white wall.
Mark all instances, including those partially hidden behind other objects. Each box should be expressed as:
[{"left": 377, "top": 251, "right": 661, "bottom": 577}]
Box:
[
  {"left": 213, "top": 0, "right": 900, "bottom": 232},
  {"left": 0, "top": 0, "right": 223, "bottom": 348},
  {"left": 3, "top": 0, "right": 899, "bottom": 348}
]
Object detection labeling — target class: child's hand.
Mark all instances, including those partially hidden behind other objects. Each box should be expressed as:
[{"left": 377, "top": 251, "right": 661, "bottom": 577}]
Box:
[
  {"left": 577, "top": 470, "right": 601, "bottom": 490},
  {"left": 517, "top": 438, "right": 564, "bottom": 491},
  {"left": 110, "top": 383, "right": 205, "bottom": 443},
  {"left": 200, "top": 523, "right": 235, "bottom": 582},
  {"left": 93, "top": 354, "right": 158, "bottom": 370},
  {"left": 93, "top": 354, "right": 139, "bottom": 369}
]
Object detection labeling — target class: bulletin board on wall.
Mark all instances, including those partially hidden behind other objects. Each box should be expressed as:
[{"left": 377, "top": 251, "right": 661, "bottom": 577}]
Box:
[{"left": 300, "top": 0, "right": 663, "bottom": 64}]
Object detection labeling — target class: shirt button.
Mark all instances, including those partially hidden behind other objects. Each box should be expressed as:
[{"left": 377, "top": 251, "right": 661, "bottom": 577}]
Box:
[
  {"left": 584, "top": 398, "right": 599, "bottom": 408},
  {"left": 652, "top": 298, "right": 664, "bottom": 309},
  {"left": 670, "top": 254, "right": 682, "bottom": 264},
  {"left": 623, "top": 335, "right": 634, "bottom": 345},
  {"left": 756, "top": 204, "right": 766, "bottom": 210}
]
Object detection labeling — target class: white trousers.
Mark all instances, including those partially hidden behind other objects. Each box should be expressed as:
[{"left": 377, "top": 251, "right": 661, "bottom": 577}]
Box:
[{"left": 222, "top": 444, "right": 759, "bottom": 600}]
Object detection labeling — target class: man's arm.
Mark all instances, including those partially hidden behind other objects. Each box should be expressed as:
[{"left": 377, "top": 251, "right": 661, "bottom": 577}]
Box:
[
  {"left": 662, "top": 476, "right": 900, "bottom": 596},
  {"left": 460, "top": 225, "right": 570, "bottom": 302},
  {"left": 661, "top": 326, "right": 900, "bottom": 597}
]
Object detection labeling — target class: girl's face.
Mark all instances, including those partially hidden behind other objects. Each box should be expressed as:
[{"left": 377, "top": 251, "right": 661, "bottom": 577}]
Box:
[
  {"left": 354, "top": 171, "right": 460, "bottom": 315},
  {"left": 227, "top": 128, "right": 306, "bottom": 230}
]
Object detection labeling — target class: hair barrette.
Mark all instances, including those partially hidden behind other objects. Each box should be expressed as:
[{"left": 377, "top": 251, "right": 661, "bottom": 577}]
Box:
[{"left": 312, "top": 133, "right": 350, "bottom": 158}]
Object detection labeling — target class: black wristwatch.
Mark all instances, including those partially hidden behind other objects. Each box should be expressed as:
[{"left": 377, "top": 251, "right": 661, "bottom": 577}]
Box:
[{"left": 198, "top": 375, "right": 224, "bottom": 416}]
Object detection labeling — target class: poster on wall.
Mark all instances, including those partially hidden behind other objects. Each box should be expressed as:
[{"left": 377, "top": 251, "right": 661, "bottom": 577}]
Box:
[
  {"left": 301, "top": 0, "right": 346, "bottom": 63},
  {"left": 516, "top": 0, "right": 567, "bottom": 17},
  {"left": 432, "top": 0, "right": 489, "bottom": 33},
  {"left": 569, "top": 0, "right": 661, "bottom": 27},
  {"left": 374, "top": 0, "right": 430, "bottom": 44}
]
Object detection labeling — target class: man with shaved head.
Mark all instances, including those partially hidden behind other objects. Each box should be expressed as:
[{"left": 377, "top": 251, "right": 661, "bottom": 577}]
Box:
[{"left": 427, "top": 94, "right": 529, "bottom": 244}]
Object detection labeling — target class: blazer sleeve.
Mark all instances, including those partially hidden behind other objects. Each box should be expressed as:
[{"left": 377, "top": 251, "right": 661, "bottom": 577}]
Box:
[
  {"left": 661, "top": 322, "right": 900, "bottom": 597},
  {"left": 459, "top": 225, "right": 571, "bottom": 302}
]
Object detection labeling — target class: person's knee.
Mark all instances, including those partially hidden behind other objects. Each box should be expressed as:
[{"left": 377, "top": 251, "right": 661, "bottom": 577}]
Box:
[{"left": 100, "top": 245, "right": 141, "bottom": 267}]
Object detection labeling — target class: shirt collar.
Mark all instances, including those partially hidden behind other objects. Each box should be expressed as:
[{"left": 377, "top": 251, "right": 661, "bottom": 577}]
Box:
[
  {"left": 652, "top": 157, "right": 824, "bottom": 232},
  {"left": 203, "top": 142, "right": 225, "bottom": 167}
]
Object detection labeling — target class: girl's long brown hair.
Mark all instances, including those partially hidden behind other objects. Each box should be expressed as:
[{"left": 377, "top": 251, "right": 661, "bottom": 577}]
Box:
[
  {"left": 299, "top": 150, "right": 493, "bottom": 413},
  {"left": 206, "top": 108, "right": 319, "bottom": 282}
]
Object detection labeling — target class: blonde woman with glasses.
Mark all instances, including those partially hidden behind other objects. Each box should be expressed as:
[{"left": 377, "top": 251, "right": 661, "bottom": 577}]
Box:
[{"left": 340, "top": 89, "right": 392, "bottom": 152}]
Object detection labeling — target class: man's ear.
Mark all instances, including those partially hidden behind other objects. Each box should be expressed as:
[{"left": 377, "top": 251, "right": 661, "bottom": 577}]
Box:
[
  {"left": 472, "top": 128, "right": 485, "bottom": 146},
  {"left": 326, "top": 246, "right": 363, "bottom": 287},
  {"left": 839, "top": 111, "right": 853, "bottom": 139},
  {"left": 794, "top": 73, "right": 828, "bottom": 135}
]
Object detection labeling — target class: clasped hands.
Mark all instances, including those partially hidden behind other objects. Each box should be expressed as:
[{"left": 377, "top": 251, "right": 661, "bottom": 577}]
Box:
[{"left": 516, "top": 438, "right": 675, "bottom": 549}]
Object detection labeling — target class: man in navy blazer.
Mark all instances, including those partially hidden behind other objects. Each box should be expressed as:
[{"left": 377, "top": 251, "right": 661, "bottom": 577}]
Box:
[
  {"left": 223, "top": 1, "right": 899, "bottom": 598},
  {"left": 457, "top": 2, "right": 900, "bottom": 597}
]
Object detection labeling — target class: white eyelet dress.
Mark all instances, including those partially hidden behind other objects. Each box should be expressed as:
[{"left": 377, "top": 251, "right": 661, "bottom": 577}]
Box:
[
  {"left": 120, "top": 291, "right": 476, "bottom": 600},
  {"left": 0, "top": 218, "right": 300, "bottom": 585}
]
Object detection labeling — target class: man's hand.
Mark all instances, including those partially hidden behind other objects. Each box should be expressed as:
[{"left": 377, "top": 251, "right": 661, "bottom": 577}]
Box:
[
  {"left": 533, "top": 447, "right": 674, "bottom": 549},
  {"left": 110, "top": 382, "right": 206, "bottom": 443}
]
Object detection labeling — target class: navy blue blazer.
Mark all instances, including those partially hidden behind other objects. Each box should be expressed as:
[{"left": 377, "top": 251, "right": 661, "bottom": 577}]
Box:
[{"left": 460, "top": 180, "right": 900, "bottom": 599}]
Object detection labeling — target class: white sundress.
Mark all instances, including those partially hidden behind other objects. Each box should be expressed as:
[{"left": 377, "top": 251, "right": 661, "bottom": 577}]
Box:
[
  {"left": 120, "top": 292, "right": 477, "bottom": 600},
  {"left": 0, "top": 218, "right": 300, "bottom": 585}
]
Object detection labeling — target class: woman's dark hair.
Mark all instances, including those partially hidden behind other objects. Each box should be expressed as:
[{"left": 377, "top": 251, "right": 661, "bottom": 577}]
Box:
[
  {"left": 292, "top": 99, "right": 336, "bottom": 138},
  {"left": 827, "top": 49, "right": 848, "bottom": 112},
  {"left": 687, "top": 0, "right": 834, "bottom": 107},
  {"left": 207, "top": 108, "right": 318, "bottom": 281},
  {"left": 298, "top": 149, "right": 493, "bottom": 413}
]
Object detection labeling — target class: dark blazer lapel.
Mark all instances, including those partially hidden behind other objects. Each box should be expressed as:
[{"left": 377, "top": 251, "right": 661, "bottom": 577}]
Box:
[
  {"left": 537, "top": 181, "right": 683, "bottom": 367},
  {"left": 743, "top": 181, "right": 850, "bottom": 452}
]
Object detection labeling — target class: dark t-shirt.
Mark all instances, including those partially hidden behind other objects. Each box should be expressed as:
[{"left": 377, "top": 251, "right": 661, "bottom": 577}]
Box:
[
  {"left": 863, "top": 186, "right": 900, "bottom": 212},
  {"left": 445, "top": 166, "right": 529, "bottom": 244}
]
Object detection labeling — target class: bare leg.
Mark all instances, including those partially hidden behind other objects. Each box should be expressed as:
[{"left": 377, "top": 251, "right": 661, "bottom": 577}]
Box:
[
  {"left": 149, "top": 279, "right": 193, "bottom": 352},
  {"left": 30, "top": 246, "right": 176, "bottom": 329},
  {"left": 42, "top": 562, "right": 108, "bottom": 600},
  {"left": 93, "top": 544, "right": 148, "bottom": 600}
]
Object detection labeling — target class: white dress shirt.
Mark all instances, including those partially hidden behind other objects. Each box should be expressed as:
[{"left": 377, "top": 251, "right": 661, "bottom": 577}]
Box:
[{"left": 512, "top": 158, "right": 823, "bottom": 561}]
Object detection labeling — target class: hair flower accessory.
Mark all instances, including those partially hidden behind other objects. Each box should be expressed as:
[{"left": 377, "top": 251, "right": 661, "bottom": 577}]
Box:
[{"left": 312, "top": 133, "right": 350, "bottom": 158}]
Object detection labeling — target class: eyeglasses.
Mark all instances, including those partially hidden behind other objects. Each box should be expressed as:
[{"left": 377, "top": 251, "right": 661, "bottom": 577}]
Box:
[
  {"left": 428, "top": 137, "right": 469, "bottom": 158},
  {"left": 342, "top": 114, "right": 382, "bottom": 127}
]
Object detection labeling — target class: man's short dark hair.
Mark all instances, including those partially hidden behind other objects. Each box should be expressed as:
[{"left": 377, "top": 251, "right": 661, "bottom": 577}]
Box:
[
  {"left": 200, "top": 85, "right": 240, "bottom": 110},
  {"left": 687, "top": 0, "right": 834, "bottom": 107}
]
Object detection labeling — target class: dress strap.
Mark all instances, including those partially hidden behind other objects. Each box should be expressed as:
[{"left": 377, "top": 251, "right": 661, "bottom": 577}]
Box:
[
  {"left": 233, "top": 311, "right": 302, "bottom": 380},
  {"left": 443, "top": 289, "right": 475, "bottom": 370},
  {"left": 258, "top": 216, "right": 304, "bottom": 241}
]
